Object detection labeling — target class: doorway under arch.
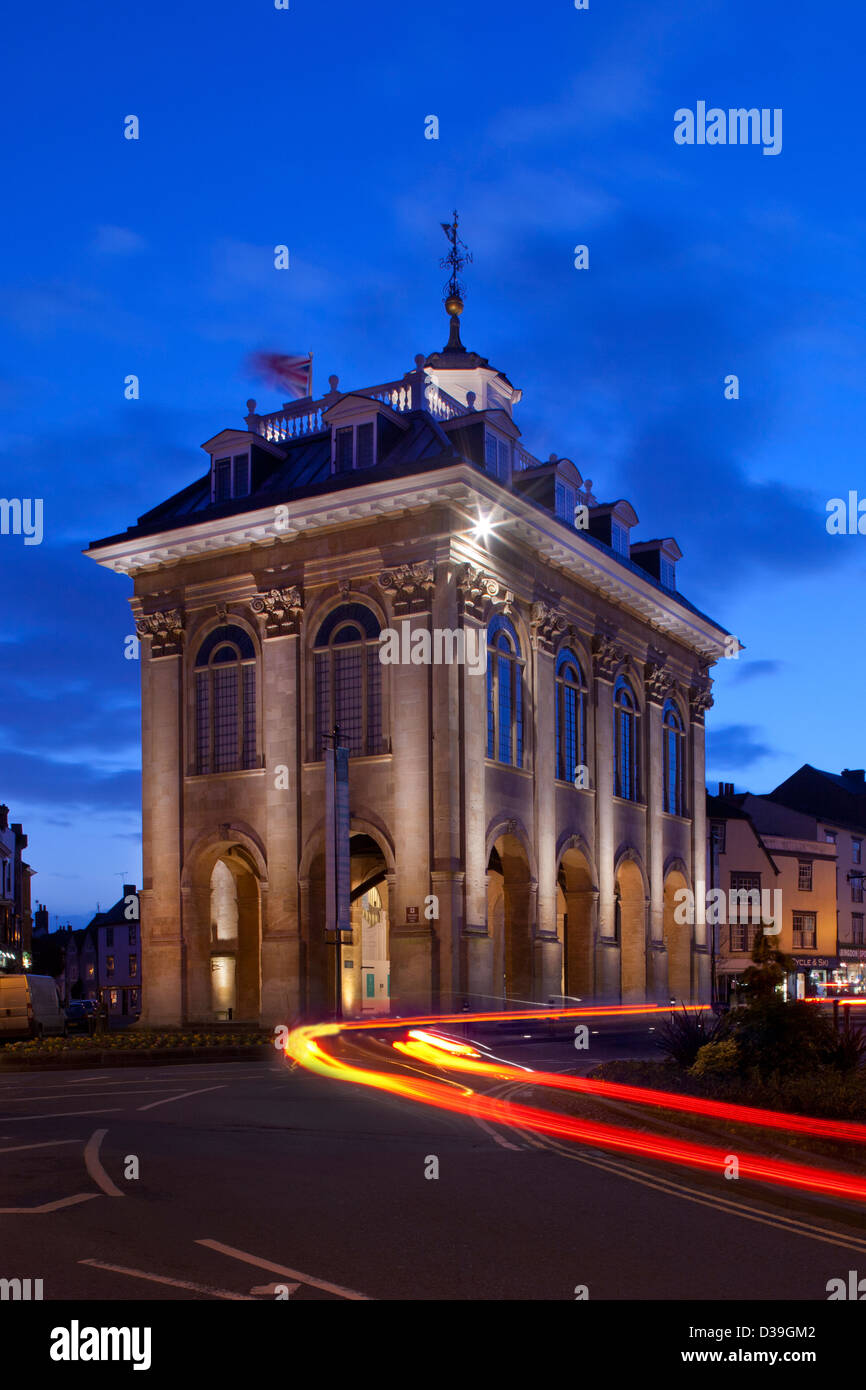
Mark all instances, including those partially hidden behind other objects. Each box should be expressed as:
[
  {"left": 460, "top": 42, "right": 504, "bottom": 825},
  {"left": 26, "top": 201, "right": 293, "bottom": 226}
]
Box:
[
  {"left": 664, "top": 867, "right": 692, "bottom": 1003},
  {"left": 487, "top": 832, "right": 533, "bottom": 1003},
  {"left": 207, "top": 850, "right": 261, "bottom": 1022},
  {"left": 558, "top": 846, "right": 595, "bottom": 1000},
  {"left": 616, "top": 858, "right": 646, "bottom": 1002}
]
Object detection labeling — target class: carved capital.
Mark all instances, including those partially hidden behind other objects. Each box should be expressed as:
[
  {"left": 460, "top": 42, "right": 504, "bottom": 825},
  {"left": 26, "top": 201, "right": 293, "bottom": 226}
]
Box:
[
  {"left": 689, "top": 676, "right": 714, "bottom": 722},
  {"left": 135, "top": 608, "right": 185, "bottom": 658},
  {"left": 645, "top": 653, "right": 674, "bottom": 705},
  {"left": 530, "top": 600, "right": 567, "bottom": 653},
  {"left": 250, "top": 586, "right": 304, "bottom": 637},
  {"left": 457, "top": 564, "right": 514, "bottom": 623},
  {"left": 592, "top": 632, "right": 625, "bottom": 682},
  {"left": 377, "top": 561, "right": 435, "bottom": 615}
]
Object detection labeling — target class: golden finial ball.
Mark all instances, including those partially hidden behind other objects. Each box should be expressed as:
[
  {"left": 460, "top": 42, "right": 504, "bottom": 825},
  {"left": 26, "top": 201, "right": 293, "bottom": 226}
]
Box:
[{"left": 445, "top": 293, "right": 464, "bottom": 317}]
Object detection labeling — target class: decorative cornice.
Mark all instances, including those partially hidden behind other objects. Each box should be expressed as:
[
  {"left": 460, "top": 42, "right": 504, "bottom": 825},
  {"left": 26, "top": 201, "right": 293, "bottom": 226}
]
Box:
[
  {"left": 135, "top": 609, "right": 185, "bottom": 658},
  {"left": 377, "top": 561, "right": 435, "bottom": 615},
  {"left": 530, "top": 600, "right": 567, "bottom": 653},
  {"left": 250, "top": 586, "right": 303, "bottom": 637},
  {"left": 592, "top": 632, "right": 625, "bottom": 682},
  {"left": 457, "top": 564, "right": 514, "bottom": 623}
]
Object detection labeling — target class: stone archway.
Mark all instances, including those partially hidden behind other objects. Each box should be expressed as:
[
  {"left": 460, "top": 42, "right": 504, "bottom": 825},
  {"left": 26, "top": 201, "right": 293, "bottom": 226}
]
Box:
[
  {"left": 303, "top": 829, "right": 391, "bottom": 1018},
  {"left": 558, "top": 844, "right": 595, "bottom": 1000},
  {"left": 487, "top": 831, "right": 533, "bottom": 1002},
  {"left": 664, "top": 866, "right": 692, "bottom": 1003},
  {"left": 616, "top": 857, "right": 647, "bottom": 1003}
]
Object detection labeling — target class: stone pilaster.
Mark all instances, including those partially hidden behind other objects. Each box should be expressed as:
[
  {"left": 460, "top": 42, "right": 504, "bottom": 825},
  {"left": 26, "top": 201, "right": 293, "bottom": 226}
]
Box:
[
  {"left": 135, "top": 608, "right": 185, "bottom": 1025},
  {"left": 645, "top": 651, "right": 673, "bottom": 1000},
  {"left": 429, "top": 561, "right": 464, "bottom": 1010},
  {"left": 689, "top": 673, "right": 714, "bottom": 999},
  {"left": 592, "top": 630, "right": 624, "bottom": 998},
  {"left": 531, "top": 600, "right": 565, "bottom": 998}
]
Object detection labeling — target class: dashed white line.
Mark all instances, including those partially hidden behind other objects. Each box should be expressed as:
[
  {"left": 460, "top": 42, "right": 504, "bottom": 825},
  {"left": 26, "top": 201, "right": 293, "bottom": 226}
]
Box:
[
  {"left": 197, "top": 1238, "right": 372, "bottom": 1301},
  {"left": 79, "top": 1258, "right": 256, "bottom": 1300},
  {"left": 137, "top": 1085, "right": 226, "bottom": 1112}
]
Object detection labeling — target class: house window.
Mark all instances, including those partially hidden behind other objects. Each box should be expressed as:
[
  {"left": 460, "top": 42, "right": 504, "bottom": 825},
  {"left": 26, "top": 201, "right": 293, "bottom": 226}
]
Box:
[
  {"left": 130, "top": 955, "right": 138, "bottom": 977},
  {"left": 484, "top": 431, "right": 510, "bottom": 481},
  {"left": 853, "top": 877, "right": 864, "bottom": 904},
  {"left": 335, "top": 427, "right": 354, "bottom": 473},
  {"left": 729, "top": 872, "right": 762, "bottom": 953},
  {"left": 555, "top": 481, "right": 576, "bottom": 526},
  {"left": 130, "top": 990, "right": 139, "bottom": 1009},
  {"left": 213, "top": 453, "right": 250, "bottom": 502},
  {"left": 105, "top": 927, "right": 114, "bottom": 947},
  {"left": 128, "top": 926, "right": 136, "bottom": 947},
  {"left": 109, "top": 989, "right": 118, "bottom": 1007},
  {"left": 662, "top": 700, "right": 685, "bottom": 815},
  {"left": 487, "top": 615, "right": 524, "bottom": 767},
  {"left": 710, "top": 821, "right": 726, "bottom": 855},
  {"left": 852, "top": 914, "right": 864, "bottom": 945},
  {"left": 854, "top": 839, "right": 862, "bottom": 866},
  {"left": 194, "top": 625, "right": 257, "bottom": 774},
  {"left": 824, "top": 829, "right": 837, "bottom": 844},
  {"left": 792, "top": 912, "right": 817, "bottom": 950},
  {"left": 555, "top": 649, "right": 587, "bottom": 783},
  {"left": 106, "top": 956, "right": 115, "bottom": 976},
  {"left": 314, "top": 604, "right": 383, "bottom": 758},
  {"left": 798, "top": 860, "right": 813, "bottom": 892},
  {"left": 613, "top": 677, "right": 639, "bottom": 801},
  {"left": 87, "top": 964, "right": 95, "bottom": 978},
  {"left": 660, "top": 557, "right": 676, "bottom": 590}
]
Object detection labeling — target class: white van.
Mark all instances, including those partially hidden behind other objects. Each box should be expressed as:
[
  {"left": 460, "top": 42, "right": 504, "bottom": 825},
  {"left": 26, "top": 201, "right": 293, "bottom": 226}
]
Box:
[{"left": 0, "top": 974, "right": 66, "bottom": 1040}]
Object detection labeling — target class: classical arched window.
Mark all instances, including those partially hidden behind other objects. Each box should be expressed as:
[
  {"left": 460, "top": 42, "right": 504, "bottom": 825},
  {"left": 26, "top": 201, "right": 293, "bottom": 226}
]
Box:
[
  {"left": 613, "top": 676, "right": 640, "bottom": 801},
  {"left": 195, "top": 625, "right": 257, "bottom": 774},
  {"left": 555, "top": 648, "right": 587, "bottom": 783},
  {"left": 487, "top": 614, "right": 524, "bottom": 767},
  {"left": 314, "top": 604, "right": 383, "bottom": 757},
  {"left": 663, "top": 700, "right": 686, "bottom": 815}
]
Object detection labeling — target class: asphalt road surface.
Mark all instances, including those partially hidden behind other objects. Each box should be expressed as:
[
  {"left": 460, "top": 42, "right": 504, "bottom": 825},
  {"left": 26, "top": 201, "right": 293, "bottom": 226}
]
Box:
[{"left": 1, "top": 1020, "right": 865, "bottom": 1301}]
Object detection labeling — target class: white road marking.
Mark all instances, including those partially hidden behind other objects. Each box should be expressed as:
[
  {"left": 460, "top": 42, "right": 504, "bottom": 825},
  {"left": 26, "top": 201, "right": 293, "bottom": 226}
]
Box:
[
  {"left": 0, "top": 1109, "right": 122, "bottom": 1122},
  {"left": 0, "top": 1139, "right": 80, "bottom": 1155},
  {"left": 0, "top": 1088, "right": 190, "bottom": 1103},
  {"left": 137, "top": 1085, "right": 226, "bottom": 1112},
  {"left": 197, "top": 1238, "right": 372, "bottom": 1301},
  {"left": 83, "top": 1128, "right": 124, "bottom": 1197},
  {"left": 0, "top": 1193, "right": 100, "bottom": 1214},
  {"left": 79, "top": 1258, "right": 256, "bottom": 1300}
]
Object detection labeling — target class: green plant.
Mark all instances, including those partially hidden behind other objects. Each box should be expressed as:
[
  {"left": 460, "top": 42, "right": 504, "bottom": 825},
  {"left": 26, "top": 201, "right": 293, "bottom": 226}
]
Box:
[
  {"left": 655, "top": 1007, "right": 723, "bottom": 1067},
  {"left": 690, "top": 1037, "right": 740, "bottom": 1077}
]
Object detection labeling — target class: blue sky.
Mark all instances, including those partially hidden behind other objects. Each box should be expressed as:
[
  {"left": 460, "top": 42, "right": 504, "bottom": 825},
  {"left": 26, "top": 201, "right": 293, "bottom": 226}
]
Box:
[{"left": 1, "top": 0, "right": 863, "bottom": 926}]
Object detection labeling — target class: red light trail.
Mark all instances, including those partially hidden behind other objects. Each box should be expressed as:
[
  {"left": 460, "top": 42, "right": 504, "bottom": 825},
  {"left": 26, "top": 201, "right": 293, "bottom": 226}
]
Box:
[{"left": 285, "top": 1005, "right": 866, "bottom": 1205}]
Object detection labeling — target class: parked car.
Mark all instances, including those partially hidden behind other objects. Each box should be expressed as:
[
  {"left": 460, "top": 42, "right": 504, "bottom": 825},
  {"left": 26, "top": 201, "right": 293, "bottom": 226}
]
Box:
[
  {"left": 0, "top": 974, "right": 66, "bottom": 1040},
  {"left": 65, "top": 1000, "right": 96, "bottom": 1035}
]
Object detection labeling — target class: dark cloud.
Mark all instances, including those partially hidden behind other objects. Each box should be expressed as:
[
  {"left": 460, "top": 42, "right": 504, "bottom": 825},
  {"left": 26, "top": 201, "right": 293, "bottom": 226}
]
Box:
[{"left": 707, "top": 724, "right": 775, "bottom": 771}]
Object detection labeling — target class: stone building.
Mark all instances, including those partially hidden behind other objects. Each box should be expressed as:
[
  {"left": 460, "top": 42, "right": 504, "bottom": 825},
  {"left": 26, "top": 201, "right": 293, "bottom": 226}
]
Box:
[{"left": 87, "top": 289, "right": 730, "bottom": 1027}]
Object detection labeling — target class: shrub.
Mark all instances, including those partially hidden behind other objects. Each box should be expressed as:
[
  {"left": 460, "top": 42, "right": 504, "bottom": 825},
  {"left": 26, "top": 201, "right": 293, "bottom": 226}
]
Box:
[
  {"left": 690, "top": 1038, "right": 740, "bottom": 1077},
  {"left": 655, "top": 1007, "right": 723, "bottom": 1067},
  {"left": 724, "top": 998, "right": 836, "bottom": 1078}
]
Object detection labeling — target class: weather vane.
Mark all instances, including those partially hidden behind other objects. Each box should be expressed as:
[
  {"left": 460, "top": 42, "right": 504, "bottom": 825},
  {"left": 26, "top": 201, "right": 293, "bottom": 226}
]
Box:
[{"left": 440, "top": 210, "right": 472, "bottom": 307}]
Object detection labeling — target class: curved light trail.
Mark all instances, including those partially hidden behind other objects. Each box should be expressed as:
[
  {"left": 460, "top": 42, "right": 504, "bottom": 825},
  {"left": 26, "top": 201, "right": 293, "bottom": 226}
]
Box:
[{"left": 285, "top": 1005, "right": 866, "bottom": 1205}]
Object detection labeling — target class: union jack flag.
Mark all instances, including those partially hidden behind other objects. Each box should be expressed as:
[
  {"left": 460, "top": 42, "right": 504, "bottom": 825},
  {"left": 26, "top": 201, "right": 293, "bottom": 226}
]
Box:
[{"left": 248, "top": 351, "right": 313, "bottom": 400}]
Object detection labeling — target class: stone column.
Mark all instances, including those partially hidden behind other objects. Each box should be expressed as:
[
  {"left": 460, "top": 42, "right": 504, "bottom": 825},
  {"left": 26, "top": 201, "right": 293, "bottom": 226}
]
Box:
[
  {"left": 457, "top": 567, "right": 494, "bottom": 1007},
  {"left": 378, "top": 565, "right": 435, "bottom": 1012},
  {"left": 531, "top": 602, "right": 565, "bottom": 1000},
  {"left": 429, "top": 559, "right": 464, "bottom": 1011},
  {"left": 135, "top": 609, "right": 185, "bottom": 1026},
  {"left": 251, "top": 585, "right": 304, "bottom": 1028},
  {"left": 592, "top": 632, "right": 624, "bottom": 998},
  {"left": 646, "top": 656, "right": 672, "bottom": 1001},
  {"left": 690, "top": 677, "right": 714, "bottom": 1001}
]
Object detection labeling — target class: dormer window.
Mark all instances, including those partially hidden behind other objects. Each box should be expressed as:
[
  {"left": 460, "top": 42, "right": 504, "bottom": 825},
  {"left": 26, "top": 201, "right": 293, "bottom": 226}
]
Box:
[
  {"left": 611, "top": 520, "right": 630, "bottom": 557},
  {"left": 555, "top": 479, "right": 576, "bottom": 525},
  {"left": 484, "top": 430, "right": 510, "bottom": 481},
  {"left": 660, "top": 556, "right": 676, "bottom": 590},
  {"left": 333, "top": 421, "right": 376, "bottom": 474},
  {"left": 213, "top": 453, "right": 250, "bottom": 503}
]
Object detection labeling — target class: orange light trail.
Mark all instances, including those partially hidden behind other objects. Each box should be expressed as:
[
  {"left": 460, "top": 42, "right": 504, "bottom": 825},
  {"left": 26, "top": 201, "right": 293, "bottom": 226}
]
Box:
[{"left": 285, "top": 1006, "right": 866, "bottom": 1204}]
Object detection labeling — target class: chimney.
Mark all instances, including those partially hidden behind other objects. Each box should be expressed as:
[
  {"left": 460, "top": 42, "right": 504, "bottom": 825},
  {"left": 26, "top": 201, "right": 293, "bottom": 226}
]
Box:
[
  {"left": 0, "top": 805, "right": 8, "bottom": 831},
  {"left": 123, "top": 883, "right": 136, "bottom": 898},
  {"left": 843, "top": 769, "right": 865, "bottom": 785}
]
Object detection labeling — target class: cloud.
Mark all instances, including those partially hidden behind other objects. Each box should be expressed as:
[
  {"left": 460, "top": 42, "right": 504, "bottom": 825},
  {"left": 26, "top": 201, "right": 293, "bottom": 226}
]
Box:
[
  {"left": 91, "top": 225, "right": 147, "bottom": 256},
  {"left": 733, "top": 659, "right": 785, "bottom": 683},
  {"left": 707, "top": 724, "right": 775, "bottom": 770}
]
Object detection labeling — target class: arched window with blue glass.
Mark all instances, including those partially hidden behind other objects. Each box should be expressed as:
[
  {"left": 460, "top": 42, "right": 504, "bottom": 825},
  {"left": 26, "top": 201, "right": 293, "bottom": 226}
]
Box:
[
  {"left": 613, "top": 676, "right": 640, "bottom": 801},
  {"left": 555, "top": 648, "right": 587, "bottom": 783},
  {"left": 663, "top": 699, "right": 686, "bottom": 815},
  {"left": 195, "top": 625, "right": 258, "bottom": 774},
  {"left": 487, "top": 614, "right": 524, "bottom": 767},
  {"left": 314, "top": 603, "right": 383, "bottom": 758}
]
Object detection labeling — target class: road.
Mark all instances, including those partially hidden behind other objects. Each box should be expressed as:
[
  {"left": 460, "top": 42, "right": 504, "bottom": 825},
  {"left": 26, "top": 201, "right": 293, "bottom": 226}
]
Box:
[{"left": 1, "top": 1019, "right": 865, "bottom": 1301}]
